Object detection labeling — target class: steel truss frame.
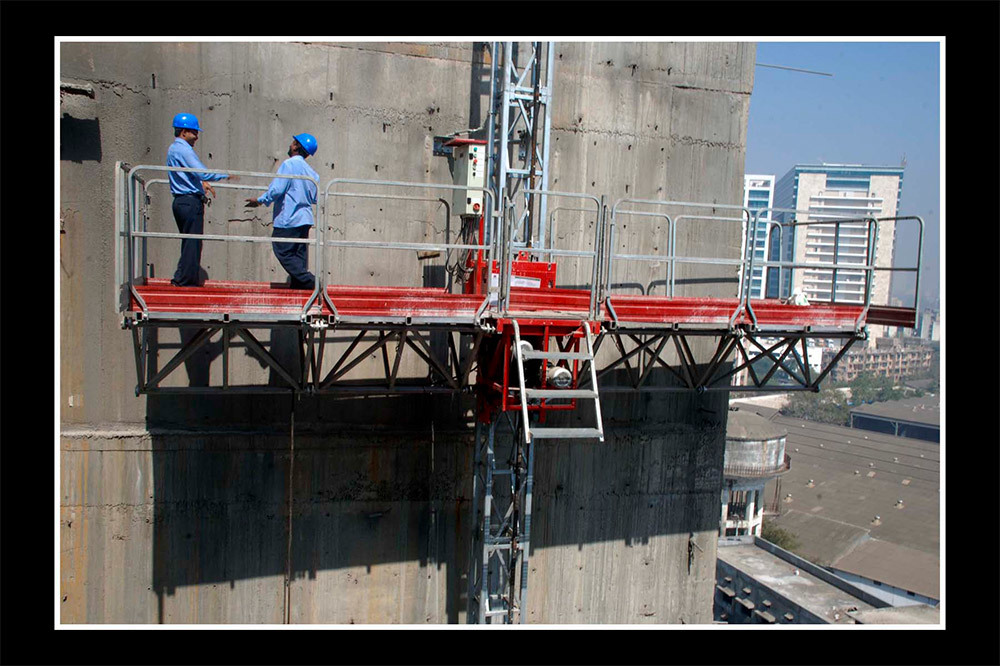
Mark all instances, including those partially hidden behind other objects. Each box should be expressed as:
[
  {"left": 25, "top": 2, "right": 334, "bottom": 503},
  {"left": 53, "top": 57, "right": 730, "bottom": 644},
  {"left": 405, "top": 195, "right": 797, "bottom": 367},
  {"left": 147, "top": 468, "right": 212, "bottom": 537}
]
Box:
[
  {"left": 591, "top": 327, "right": 864, "bottom": 393},
  {"left": 125, "top": 319, "right": 483, "bottom": 396},
  {"left": 467, "top": 412, "right": 535, "bottom": 624}
]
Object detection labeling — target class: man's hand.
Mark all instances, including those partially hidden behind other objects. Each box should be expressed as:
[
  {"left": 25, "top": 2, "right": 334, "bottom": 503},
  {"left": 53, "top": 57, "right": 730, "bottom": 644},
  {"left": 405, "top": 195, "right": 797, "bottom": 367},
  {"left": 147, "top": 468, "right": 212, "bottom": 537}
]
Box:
[
  {"left": 204, "top": 182, "right": 216, "bottom": 198},
  {"left": 244, "top": 198, "right": 260, "bottom": 208}
]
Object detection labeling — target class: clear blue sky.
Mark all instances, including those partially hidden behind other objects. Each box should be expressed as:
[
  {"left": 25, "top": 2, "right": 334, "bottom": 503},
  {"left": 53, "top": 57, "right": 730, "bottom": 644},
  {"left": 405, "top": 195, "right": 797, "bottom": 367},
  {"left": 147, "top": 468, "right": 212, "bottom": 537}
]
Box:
[{"left": 746, "top": 41, "right": 940, "bottom": 310}]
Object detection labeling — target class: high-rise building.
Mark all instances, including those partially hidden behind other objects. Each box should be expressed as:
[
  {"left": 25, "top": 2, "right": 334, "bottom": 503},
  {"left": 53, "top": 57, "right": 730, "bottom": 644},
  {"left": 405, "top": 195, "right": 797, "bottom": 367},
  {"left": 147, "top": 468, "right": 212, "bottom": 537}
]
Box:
[
  {"left": 919, "top": 308, "right": 940, "bottom": 341},
  {"left": 743, "top": 175, "right": 776, "bottom": 299},
  {"left": 770, "top": 165, "right": 904, "bottom": 335}
]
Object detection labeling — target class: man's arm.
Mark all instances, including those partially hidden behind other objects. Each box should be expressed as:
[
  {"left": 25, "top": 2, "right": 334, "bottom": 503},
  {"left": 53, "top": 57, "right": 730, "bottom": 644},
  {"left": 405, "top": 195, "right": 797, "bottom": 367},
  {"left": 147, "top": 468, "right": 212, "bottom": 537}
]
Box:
[
  {"left": 180, "top": 142, "right": 228, "bottom": 182},
  {"left": 254, "top": 161, "right": 293, "bottom": 206}
]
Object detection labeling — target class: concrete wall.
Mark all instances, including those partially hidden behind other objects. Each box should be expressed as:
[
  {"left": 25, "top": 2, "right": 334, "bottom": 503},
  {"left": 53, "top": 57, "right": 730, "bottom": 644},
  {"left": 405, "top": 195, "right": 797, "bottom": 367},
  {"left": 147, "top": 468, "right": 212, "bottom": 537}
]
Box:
[{"left": 59, "top": 41, "right": 755, "bottom": 623}]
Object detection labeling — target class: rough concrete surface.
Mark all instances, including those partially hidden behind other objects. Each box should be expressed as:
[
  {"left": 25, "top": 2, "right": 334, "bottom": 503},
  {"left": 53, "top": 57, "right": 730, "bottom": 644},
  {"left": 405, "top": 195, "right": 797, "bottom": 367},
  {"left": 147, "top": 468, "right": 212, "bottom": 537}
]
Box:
[{"left": 59, "top": 41, "right": 755, "bottom": 623}]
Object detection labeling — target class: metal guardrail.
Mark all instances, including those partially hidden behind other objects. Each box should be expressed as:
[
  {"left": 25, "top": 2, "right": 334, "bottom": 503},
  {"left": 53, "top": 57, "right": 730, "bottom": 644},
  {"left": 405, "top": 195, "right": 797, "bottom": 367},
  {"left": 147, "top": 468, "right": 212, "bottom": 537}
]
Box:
[
  {"left": 744, "top": 208, "right": 879, "bottom": 330},
  {"left": 323, "top": 178, "right": 496, "bottom": 323},
  {"left": 501, "top": 189, "right": 604, "bottom": 319},
  {"left": 116, "top": 166, "right": 923, "bottom": 332},
  {"left": 873, "top": 215, "right": 925, "bottom": 316},
  {"left": 606, "top": 199, "right": 752, "bottom": 327},
  {"left": 120, "top": 164, "right": 331, "bottom": 321}
]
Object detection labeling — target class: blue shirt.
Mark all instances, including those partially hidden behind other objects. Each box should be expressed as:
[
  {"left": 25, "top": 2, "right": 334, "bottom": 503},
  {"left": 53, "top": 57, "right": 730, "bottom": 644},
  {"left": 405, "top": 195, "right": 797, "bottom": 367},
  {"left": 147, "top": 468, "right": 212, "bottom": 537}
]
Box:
[
  {"left": 257, "top": 155, "right": 319, "bottom": 228},
  {"left": 166, "top": 138, "right": 228, "bottom": 195}
]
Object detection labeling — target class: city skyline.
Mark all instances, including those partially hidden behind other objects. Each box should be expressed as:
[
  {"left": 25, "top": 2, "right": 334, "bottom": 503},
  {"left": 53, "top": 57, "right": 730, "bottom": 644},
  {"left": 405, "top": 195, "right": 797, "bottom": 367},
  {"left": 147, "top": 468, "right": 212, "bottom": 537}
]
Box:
[{"left": 746, "top": 41, "right": 940, "bottom": 310}]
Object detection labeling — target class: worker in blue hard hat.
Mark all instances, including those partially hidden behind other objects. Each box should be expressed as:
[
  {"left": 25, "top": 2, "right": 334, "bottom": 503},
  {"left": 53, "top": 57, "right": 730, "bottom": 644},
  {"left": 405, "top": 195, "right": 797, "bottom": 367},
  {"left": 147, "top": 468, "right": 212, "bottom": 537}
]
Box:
[
  {"left": 245, "top": 134, "right": 320, "bottom": 290},
  {"left": 166, "top": 112, "right": 231, "bottom": 286}
]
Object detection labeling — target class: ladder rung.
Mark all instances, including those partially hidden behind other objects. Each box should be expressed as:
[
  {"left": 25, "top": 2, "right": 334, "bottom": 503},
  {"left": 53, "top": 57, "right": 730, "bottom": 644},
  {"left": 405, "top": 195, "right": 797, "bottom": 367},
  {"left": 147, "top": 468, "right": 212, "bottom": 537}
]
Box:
[
  {"left": 522, "top": 351, "right": 592, "bottom": 361},
  {"left": 529, "top": 427, "right": 605, "bottom": 440},
  {"left": 523, "top": 389, "right": 597, "bottom": 399}
]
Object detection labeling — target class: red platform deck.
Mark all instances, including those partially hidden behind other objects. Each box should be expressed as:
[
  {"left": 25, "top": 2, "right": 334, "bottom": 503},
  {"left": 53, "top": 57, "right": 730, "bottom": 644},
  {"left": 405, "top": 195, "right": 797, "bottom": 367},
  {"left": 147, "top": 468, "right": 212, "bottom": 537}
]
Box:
[{"left": 130, "top": 278, "right": 915, "bottom": 329}]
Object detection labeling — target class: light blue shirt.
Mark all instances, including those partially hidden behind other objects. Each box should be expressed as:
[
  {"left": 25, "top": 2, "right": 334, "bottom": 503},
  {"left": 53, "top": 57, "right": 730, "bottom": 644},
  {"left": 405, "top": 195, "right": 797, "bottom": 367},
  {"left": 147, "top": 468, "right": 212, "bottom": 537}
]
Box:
[
  {"left": 257, "top": 155, "right": 319, "bottom": 228},
  {"left": 166, "top": 138, "right": 228, "bottom": 195}
]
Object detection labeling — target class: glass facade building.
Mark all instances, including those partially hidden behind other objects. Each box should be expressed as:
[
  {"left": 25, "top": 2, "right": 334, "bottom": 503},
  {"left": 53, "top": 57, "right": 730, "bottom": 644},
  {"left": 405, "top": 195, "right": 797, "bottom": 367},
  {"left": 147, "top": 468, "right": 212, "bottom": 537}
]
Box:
[{"left": 743, "top": 175, "right": 775, "bottom": 299}]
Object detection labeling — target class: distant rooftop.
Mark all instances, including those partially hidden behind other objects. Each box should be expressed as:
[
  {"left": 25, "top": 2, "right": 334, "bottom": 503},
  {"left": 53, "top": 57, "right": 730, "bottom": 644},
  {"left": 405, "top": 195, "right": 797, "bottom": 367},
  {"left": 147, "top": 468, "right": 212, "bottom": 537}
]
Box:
[
  {"left": 832, "top": 538, "right": 940, "bottom": 599},
  {"left": 795, "top": 163, "right": 905, "bottom": 173},
  {"left": 850, "top": 394, "right": 940, "bottom": 428},
  {"left": 731, "top": 402, "right": 939, "bottom": 597},
  {"left": 726, "top": 409, "right": 787, "bottom": 442},
  {"left": 717, "top": 541, "right": 875, "bottom": 623},
  {"left": 847, "top": 604, "right": 940, "bottom": 625}
]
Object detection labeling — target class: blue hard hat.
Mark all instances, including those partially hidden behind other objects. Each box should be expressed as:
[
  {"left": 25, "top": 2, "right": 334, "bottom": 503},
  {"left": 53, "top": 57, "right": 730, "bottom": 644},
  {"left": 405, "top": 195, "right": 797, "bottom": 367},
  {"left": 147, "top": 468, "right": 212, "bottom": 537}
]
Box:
[
  {"left": 293, "top": 133, "right": 318, "bottom": 156},
  {"left": 173, "top": 113, "right": 201, "bottom": 131}
]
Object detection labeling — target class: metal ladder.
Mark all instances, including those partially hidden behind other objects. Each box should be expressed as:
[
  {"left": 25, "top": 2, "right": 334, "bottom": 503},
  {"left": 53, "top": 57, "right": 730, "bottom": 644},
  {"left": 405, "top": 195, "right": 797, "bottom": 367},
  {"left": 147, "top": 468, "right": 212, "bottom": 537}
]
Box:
[{"left": 512, "top": 320, "right": 605, "bottom": 443}]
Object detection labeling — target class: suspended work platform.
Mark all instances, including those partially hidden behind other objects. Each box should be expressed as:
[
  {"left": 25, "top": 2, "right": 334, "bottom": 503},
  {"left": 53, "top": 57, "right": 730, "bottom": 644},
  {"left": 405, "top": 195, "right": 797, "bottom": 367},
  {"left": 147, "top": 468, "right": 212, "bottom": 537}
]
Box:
[{"left": 117, "top": 163, "right": 923, "bottom": 399}]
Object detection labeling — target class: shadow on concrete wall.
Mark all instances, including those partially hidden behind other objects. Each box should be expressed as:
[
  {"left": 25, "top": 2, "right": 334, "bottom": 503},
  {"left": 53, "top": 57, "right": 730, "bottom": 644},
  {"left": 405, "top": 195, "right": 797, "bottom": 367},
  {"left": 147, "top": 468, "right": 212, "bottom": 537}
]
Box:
[
  {"left": 145, "top": 348, "right": 726, "bottom": 622},
  {"left": 147, "top": 389, "right": 472, "bottom": 623},
  {"left": 60, "top": 114, "right": 103, "bottom": 163}
]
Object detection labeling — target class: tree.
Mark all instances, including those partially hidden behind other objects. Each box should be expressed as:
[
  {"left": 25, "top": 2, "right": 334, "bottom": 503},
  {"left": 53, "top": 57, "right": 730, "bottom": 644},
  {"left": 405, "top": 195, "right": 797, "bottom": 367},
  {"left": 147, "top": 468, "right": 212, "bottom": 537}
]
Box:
[
  {"left": 850, "top": 372, "right": 905, "bottom": 404},
  {"left": 760, "top": 520, "right": 800, "bottom": 552},
  {"left": 780, "top": 389, "right": 850, "bottom": 426}
]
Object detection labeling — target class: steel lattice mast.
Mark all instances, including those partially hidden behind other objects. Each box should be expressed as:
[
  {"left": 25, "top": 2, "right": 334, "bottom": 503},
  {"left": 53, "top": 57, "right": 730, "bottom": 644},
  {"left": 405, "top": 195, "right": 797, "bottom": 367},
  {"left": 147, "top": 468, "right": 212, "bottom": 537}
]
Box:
[{"left": 467, "top": 41, "right": 557, "bottom": 624}]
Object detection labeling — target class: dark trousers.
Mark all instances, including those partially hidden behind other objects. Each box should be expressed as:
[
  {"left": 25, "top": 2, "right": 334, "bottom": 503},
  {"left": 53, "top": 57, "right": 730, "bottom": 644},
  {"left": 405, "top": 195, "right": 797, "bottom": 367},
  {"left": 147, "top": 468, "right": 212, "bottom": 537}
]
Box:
[
  {"left": 272, "top": 225, "right": 316, "bottom": 290},
  {"left": 171, "top": 194, "right": 205, "bottom": 286}
]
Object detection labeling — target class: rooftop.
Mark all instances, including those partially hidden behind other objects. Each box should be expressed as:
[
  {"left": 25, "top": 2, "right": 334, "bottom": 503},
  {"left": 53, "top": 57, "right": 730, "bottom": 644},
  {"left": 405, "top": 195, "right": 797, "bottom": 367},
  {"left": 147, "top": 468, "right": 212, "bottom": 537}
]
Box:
[
  {"left": 850, "top": 394, "right": 940, "bottom": 427},
  {"left": 717, "top": 541, "right": 875, "bottom": 623},
  {"left": 731, "top": 402, "right": 939, "bottom": 597},
  {"left": 847, "top": 604, "right": 940, "bottom": 624},
  {"left": 831, "top": 538, "right": 940, "bottom": 599},
  {"left": 726, "top": 409, "right": 787, "bottom": 442}
]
